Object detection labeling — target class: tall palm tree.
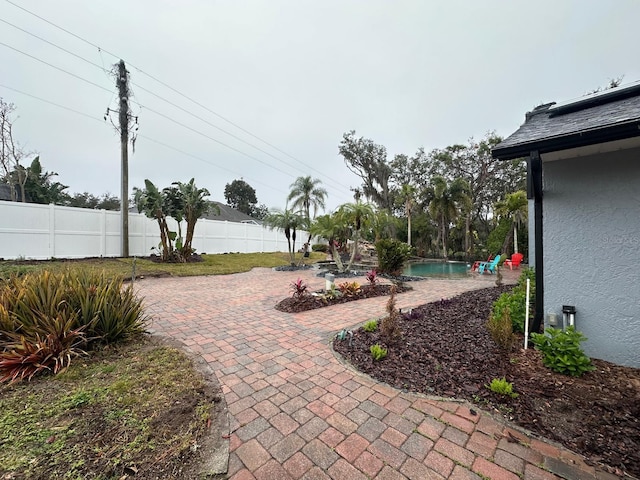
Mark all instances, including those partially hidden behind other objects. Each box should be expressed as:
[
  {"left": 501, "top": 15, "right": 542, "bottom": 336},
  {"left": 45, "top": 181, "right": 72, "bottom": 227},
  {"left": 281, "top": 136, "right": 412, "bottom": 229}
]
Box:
[
  {"left": 428, "top": 176, "right": 470, "bottom": 259},
  {"left": 399, "top": 184, "right": 416, "bottom": 246},
  {"left": 495, "top": 190, "right": 528, "bottom": 255},
  {"left": 287, "top": 176, "right": 328, "bottom": 256},
  {"left": 264, "top": 208, "right": 304, "bottom": 266},
  {"left": 337, "top": 201, "right": 375, "bottom": 270}
]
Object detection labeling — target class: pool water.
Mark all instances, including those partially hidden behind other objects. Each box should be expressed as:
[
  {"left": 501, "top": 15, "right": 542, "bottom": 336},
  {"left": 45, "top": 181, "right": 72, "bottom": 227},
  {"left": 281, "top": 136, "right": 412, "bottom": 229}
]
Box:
[{"left": 403, "top": 261, "right": 470, "bottom": 277}]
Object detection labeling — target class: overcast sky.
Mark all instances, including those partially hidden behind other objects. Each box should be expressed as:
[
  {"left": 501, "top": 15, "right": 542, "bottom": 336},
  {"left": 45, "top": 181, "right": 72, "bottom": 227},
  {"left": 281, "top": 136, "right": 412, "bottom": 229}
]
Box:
[{"left": 1, "top": 0, "right": 638, "bottom": 212}]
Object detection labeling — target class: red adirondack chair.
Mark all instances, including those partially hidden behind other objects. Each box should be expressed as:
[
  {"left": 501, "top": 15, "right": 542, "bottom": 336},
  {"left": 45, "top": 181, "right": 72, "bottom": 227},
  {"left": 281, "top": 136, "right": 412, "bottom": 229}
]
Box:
[{"left": 504, "top": 253, "right": 524, "bottom": 270}]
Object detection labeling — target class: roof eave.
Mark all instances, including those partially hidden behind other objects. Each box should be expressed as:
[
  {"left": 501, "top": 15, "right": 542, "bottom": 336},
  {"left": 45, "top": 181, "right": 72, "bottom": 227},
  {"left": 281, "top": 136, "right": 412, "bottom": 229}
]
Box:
[{"left": 492, "top": 120, "right": 640, "bottom": 160}]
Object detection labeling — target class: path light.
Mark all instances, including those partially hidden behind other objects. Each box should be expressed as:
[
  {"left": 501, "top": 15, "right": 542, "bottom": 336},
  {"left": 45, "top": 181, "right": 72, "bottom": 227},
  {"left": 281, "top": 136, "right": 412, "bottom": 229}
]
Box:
[
  {"left": 325, "top": 273, "right": 335, "bottom": 291},
  {"left": 562, "top": 305, "right": 576, "bottom": 329}
]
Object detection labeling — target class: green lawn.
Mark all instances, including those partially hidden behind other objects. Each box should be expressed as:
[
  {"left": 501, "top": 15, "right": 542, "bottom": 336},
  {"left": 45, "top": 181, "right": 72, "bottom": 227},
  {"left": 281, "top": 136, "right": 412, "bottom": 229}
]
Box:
[{"left": 0, "top": 252, "right": 325, "bottom": 280}]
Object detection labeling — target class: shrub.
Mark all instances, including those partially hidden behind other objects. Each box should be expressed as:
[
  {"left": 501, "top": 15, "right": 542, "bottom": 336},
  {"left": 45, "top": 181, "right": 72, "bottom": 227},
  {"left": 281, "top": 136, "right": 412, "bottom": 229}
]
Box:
[
  {"left": 290, "top": 278, "right": 308, "bottom": 299},
  {"left": 487, "top": 377, "right": 518, "bottom": 398},
  {"left": 365, "top": 269, "right": 378, "bottom": 286},
  {"left": 370, "top": 343, "right": 387, "bottom": 361},
  {"left": 487, "top": 305, "right": 515, "bottom": 350},
  {"left": 375, "top": 239, "right": 412, "bottom": 276},
  {"left": 380, "top": 286, "right": 401, "bottom": 343},
  {"left": 490, "top": 290, "right": 527, "bottom": 333},
  {"left": 517, "top": 267, "right": 536, "bottom": 303},
  {"left": 0, "top": 269, "right": 148, "bottom": 382},
  {"left": 531, "top": 326, "right": 594, "bottom": 377},
  {"left": 65, "top": 270, "right": 148, "bottom": 343},
  {"left": 0, "top": 319, "right": 86, "bottom": 383},
  {"left": 312, "top": 243, "right": 329, "bottom": 253},
  {"left": 363, "top": 319, "right": 378, "bottom": 332},
  {"left": 337, "top": 281, "right": 360, "bottom": 297}
]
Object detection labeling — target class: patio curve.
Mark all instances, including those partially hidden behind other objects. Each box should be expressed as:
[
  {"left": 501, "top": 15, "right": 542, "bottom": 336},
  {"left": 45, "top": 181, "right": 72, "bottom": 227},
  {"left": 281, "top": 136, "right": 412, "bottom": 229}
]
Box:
[{"left": 136, "top": 268, "right": 618, "bottom": 480}]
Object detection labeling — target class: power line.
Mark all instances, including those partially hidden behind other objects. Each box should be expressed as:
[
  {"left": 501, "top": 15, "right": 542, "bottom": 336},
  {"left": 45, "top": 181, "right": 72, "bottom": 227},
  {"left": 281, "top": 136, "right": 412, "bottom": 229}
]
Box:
[
  {"left": 2, "top": 0, "right": 354, "bottom": 193},
  {"left": 0, "top": 84, "right": 290, "bottom": 197},
  {"left": 0, "top": 84, "right": 103, "bottom": 121},
  {"left": 0, "top": 39, "right": 341, "bottom": 200},
  {"left": 0, "top": 18, "right": 108, "bottom": 73},
  {"left": 137, "top": 135, "right": 287, "bottom": 196},
  {"left": 0, "top": 20, "right": 351, "bottom": 199},
  {"left": 0, "top": 41, "right": 112, "bottom": 93}
]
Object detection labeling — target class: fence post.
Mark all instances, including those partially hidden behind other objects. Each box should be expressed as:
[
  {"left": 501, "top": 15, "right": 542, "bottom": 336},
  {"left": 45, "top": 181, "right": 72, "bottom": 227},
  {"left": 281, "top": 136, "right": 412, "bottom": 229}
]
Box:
[
  {"left": 100, "top": 209, "right": 106, "bottom": 257},
  {"left": 48, "top": 203, "right": 55, "bottom": 259}
]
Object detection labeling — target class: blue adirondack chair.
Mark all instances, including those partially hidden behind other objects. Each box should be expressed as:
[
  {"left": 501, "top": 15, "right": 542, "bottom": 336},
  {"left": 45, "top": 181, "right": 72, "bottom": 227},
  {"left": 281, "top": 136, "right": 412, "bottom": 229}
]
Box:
[{"left": 478, "top": 255, "right": 501, "bottom": 274}]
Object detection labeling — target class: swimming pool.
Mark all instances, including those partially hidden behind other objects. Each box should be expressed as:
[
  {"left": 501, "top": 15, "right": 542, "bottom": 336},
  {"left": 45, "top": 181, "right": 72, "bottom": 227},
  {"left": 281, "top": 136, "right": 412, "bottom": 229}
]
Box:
[{"left": 403, "top": 260, "right": 470, "bottom": 277}]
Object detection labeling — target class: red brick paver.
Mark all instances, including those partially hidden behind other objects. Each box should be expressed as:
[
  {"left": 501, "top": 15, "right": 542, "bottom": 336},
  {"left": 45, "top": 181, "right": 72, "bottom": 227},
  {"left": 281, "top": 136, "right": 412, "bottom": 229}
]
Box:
[{"left": 136, "top": 267, "right": 618, "bottom": 479}]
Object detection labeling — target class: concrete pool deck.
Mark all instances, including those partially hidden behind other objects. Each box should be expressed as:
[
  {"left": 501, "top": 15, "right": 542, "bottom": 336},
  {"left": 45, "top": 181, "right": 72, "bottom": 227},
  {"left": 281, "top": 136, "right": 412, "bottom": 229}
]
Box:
[{"left": 135, "top": 267, "right": 618, "bottom": 480}]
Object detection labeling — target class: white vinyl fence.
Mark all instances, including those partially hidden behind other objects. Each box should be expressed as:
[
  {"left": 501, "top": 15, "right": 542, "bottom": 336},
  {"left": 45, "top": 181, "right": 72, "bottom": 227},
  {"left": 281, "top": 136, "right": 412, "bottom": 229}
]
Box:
[{"left": 0, "top": 202, "right": 303, "bottom": 260}]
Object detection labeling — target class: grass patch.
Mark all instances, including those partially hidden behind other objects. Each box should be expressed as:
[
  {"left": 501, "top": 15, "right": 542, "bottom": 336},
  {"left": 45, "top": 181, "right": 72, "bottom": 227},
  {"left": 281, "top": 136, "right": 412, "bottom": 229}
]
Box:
[
  {"left": 0, "top": 336, "right": 220, "bottom": 480},
  {"left": 0, "top": 252, "right": 324, "bottom": 281}
]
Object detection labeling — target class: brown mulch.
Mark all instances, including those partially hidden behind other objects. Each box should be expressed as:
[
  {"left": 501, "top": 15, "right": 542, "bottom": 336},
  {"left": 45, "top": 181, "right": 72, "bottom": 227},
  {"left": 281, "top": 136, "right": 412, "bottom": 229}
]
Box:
[
  {"left": 333, "top": 286, "right": 640, "bottom": 478},
  {"left": 275, "top": 283, "right": 412, "bottom": 313}
]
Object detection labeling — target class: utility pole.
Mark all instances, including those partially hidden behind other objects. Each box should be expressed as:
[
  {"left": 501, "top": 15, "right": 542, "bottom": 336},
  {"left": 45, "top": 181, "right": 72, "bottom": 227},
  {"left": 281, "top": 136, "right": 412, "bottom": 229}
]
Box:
[{"left": 116, "top": 60, "right": 130, "bottom": 257}]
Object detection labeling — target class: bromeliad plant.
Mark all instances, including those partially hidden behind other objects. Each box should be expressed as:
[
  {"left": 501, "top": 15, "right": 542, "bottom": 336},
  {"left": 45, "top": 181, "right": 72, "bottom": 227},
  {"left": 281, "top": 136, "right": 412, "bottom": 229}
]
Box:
[
  {"left": 365, "top": 269, "right": 378, "bottom": 286},
  {"left": 290, "top": 278, "right": 309, "bottom": 299},
  {"left": 0, "top": 269, "right": 148, "bottom": 383},
  {"left": 337, "top": 281, "right": 361, "bottom": 297}
]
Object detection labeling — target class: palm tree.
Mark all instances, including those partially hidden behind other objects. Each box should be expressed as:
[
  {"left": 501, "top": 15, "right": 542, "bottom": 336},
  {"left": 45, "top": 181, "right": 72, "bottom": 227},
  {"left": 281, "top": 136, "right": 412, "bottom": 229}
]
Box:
[
  {"left": 287, "top": 176, "right": 327, "bottom": 256},
  {"left": 264, "top": 208, "right": 304, "bottom": 266},
  {"left": 171, "top": 178, "right": 210, "bottom": 257},
  {"left": 428, "top": 176, "right": 470, "bottom": 259},
  {"left": 134, "top": 179, "right": 173, "bottom": 261},
  {"left": 399, "top": 184, "right": 416, "bottom": 246},
  {"left": 337, "top": 201, "right": 375, "bottom": 270},
  {"left": 370, "top": 208, "right": 397, "bottom": 242},
  {"left": 311, "top": 213, "right": 346, "bottom": 272},
  {"left": 495, "top": 190, "right": 528, "bottom": 255}
]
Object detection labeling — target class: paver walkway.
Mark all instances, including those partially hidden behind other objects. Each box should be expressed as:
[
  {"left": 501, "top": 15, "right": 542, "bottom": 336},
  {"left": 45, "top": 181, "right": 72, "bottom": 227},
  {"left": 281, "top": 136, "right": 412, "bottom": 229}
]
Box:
[{"left": 136, "top": 268, "right": 618, "bottom": 480}]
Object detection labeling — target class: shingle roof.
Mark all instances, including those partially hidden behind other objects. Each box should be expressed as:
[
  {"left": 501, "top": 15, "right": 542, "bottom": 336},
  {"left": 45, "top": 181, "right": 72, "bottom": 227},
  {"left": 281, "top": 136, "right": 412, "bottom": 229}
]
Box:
[
  {"left": 493, "top": 83, "right": 640, "bottom": 159},
  {"left": 204, "top": 202, "right": 261, "bottom": 223}
]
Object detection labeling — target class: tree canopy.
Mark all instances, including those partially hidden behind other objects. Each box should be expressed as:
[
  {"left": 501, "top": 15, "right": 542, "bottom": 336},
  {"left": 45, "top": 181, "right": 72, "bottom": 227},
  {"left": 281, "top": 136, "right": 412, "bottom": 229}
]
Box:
[{"left": 224, "top": 179, "right": 258, "bottom": 216}]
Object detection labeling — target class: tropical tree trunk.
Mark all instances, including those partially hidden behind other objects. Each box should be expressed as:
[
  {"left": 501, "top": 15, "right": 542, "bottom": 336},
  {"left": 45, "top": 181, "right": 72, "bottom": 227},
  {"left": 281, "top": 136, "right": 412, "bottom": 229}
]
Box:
[
  {"left": 513, "top": 225, "right": 519, "bottom": 254},
  {"left": 185, "top": 219, "right": 196, "bottom": 255},
  {"left": 290, "top": 229, "right": 297, "bottom": 266},
  {"left": 156, "top": 217, "right": 170, "bottom": 261},
  {"left": 331, "top": 243, "right": 345, "bottom": 272},
  {"left": 464, "top": 213, "right": 470, "bottom": 260},
  {"left": 441, "top": 215, "right": 448, "bottom": 259},
  {"left": 501, "top": 223, "right": 515, "bottom": 257},
  {"left": 407, "top": 212, "right": 412, "bottom": 247},
  {"left": 346, "top": 229, "right": 360, "bottom": 271}
]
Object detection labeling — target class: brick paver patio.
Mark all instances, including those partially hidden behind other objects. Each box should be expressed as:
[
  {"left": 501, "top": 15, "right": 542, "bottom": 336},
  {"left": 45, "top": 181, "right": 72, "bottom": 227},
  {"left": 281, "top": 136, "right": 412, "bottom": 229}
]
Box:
[{"left": 136, "top": 267, "right": 619, "bottom": 480}]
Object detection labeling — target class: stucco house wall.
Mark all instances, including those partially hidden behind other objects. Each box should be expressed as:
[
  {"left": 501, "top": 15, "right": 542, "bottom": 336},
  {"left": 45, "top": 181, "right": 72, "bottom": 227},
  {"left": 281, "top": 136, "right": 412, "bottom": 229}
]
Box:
[{"left": 542, "top": 147, "right": 640, "bottom": 367}]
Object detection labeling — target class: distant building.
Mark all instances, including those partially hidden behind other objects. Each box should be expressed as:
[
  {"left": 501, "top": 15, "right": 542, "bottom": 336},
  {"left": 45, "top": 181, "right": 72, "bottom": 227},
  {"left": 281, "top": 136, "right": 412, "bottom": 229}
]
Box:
[
  {"left": 204, "top": 202, "right": 262, "bottom": 224},
  {"left": 0, "top": 184, "right": 30, "bottom": 202}
]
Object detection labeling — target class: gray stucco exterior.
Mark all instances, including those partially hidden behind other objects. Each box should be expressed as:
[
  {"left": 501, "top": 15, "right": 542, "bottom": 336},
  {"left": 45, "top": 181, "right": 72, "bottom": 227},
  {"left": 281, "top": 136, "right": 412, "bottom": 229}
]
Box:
[{"left": 542, "top": 147, "right": 640, "bottom": 367}]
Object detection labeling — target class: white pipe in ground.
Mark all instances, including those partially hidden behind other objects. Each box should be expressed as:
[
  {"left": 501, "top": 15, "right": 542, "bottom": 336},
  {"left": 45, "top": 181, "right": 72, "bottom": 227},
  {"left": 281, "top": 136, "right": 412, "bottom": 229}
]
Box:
[{"left": 524, "top": 278, "right": 531, "bottom": 349}]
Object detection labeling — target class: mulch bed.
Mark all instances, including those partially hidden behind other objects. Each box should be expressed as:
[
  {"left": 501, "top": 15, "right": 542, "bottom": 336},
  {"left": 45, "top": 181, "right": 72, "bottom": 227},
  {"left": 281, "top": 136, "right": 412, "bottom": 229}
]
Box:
[
  {"left": 275, "top": 283, "right": 412, "bottom": 313},
  {"left": 333, "top": 286, "right": 640, "bottom": 478}
]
